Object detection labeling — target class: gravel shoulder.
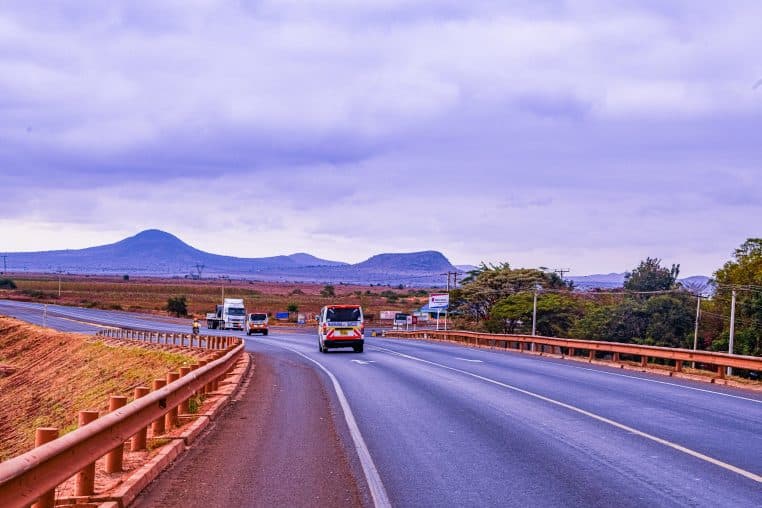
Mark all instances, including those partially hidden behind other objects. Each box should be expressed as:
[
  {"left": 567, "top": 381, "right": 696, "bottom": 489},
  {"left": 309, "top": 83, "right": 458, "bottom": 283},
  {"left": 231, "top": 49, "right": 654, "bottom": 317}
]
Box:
[{"left": 133, "top": 351, "right": 366, "bottom": 507}]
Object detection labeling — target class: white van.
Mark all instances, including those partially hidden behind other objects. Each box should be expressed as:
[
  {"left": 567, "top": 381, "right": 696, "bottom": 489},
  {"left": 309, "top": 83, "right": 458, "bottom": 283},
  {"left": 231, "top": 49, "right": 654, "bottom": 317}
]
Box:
[{"left": 317, "top": 305, "right": 364, "bottom": 353}]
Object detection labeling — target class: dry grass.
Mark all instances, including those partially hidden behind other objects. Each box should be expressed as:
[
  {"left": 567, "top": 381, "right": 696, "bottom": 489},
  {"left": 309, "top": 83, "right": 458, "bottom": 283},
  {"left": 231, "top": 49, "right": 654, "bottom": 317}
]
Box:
[
  {"left": 1, "top": 274, "right": 431, "bottom": 319},
  {"left": 0, "top": 317, "right": 203, "bottom": 461}
]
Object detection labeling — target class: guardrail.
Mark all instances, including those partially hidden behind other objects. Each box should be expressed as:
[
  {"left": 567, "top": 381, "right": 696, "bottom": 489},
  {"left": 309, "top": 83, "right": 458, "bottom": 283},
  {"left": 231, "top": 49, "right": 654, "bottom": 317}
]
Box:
[
  {"left": 384, "top": 330, "right": 762, "bottom": 378},
  {"left": 0, "top": 331, "right": 244, "bottom": 508},
  {"left": 97, "top": 328, "right": 236, "bottom": 349}
]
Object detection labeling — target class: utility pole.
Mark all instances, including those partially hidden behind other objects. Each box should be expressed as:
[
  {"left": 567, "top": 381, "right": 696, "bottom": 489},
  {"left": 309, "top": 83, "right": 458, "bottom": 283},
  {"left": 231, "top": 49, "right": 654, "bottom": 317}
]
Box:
[
  {"left": 441, "top": 271, "right": 459, "bottom": 331},
  {"left": 553, "top": 268, "right": 571, "bottom": 278},
  {"left": 1, "top": 254, "right": 7, "bottom": 274},
  {"left": 531, "top": 287, "right": 539, "bottom": 337},
  {"left": 692, "top": 295, "right": 701, "bottom": 369},
  {"left": 57, "top": 269, "right": 64, "bottom": 298},
  {"left": 728, "top": 289, "right": 737, "bottom": 376}
]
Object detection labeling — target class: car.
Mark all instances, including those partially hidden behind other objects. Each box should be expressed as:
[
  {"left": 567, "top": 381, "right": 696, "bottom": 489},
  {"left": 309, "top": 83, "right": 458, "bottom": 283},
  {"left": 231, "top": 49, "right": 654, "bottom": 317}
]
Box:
[
  {"left": 317, "top": 304, "right": 364, "bottom": 353},
  {"left": 246, "top": 312, "right": 269, "bottom": 335}
]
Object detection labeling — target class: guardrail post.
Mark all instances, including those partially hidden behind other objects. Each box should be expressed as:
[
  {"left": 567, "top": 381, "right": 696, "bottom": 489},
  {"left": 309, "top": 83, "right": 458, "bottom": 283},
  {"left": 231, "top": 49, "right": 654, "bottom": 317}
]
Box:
[
  {"left": 179, "top": 366, "right": 192, "bottom": 414},
  {"left": 568, "top": 348, "right": 575, "bottom": 357},
  {"left": 640, "top": 355, "right": 648, "bottom": 368},
  {"left": 130, "top": 387, "right": 150, "bottom": 451},
  {"left": 75, "top": 410, "right": 100, "bottom": 496},
  {"left": 105, "top": 395, "right": 128, "bottom": 473},
  {"left": 716, "top": 364, "right": 725, "bottom": 379},
  {"left": 151, "top": 379, "right": 167, "bottom": 436},
  {"left": 588, "top": 350, "right": 595, "bottom": 362},
  {"left": 674, "top": 360, "right": 683, "bottom": 373},
  {"left": 612, "top": 352, "right": 620, "bottom": 363},
  {"left": 32, "top": 428, "right": 59, "bottom": 508},
  {"left": 166, "top": 372, "right": 180, "bottom": 429}
]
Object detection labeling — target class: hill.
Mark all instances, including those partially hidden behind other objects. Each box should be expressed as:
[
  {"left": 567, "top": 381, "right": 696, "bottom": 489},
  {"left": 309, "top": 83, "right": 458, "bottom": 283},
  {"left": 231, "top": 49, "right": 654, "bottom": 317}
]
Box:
[{"left": 5, "top": 229, "right": 459, "bottom": 286}]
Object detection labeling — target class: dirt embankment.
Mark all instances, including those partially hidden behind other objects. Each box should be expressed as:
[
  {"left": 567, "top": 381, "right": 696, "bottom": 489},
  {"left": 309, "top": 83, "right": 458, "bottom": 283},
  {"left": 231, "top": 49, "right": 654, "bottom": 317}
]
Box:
[{"left": 0, "top": 317, "right": 206, "bottom": 461}]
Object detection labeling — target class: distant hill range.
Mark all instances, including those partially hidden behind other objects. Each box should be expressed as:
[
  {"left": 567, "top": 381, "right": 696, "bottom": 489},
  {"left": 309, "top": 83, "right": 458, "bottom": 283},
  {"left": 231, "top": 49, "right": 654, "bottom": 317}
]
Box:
[
  {"left": 4, "top": 229, "right": 459, "bottom": 286},
  {"left": 567, "top": 273, "right": 713, "bottom": 292}
]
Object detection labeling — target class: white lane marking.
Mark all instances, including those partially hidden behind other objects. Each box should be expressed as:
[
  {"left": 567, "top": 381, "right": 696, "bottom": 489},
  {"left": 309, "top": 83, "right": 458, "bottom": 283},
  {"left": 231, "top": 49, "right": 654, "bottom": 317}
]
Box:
[
  {"left": 455, "top": 357, "right": 483, "bottom": 363},
  {"left": 566, "top": 365, "right": 762, "bottom": 404},
  {"left": 372, "top": 345, "right": 762, "bottom": 484},
  {"left": 267, "top": 343, "right": 391, "bottom": 507},
  {"left": 381, "top": 336, "right": 762, "bottom": 404},
  {"left": 351, "top": 360, "right": 376, "bottom": 365}
]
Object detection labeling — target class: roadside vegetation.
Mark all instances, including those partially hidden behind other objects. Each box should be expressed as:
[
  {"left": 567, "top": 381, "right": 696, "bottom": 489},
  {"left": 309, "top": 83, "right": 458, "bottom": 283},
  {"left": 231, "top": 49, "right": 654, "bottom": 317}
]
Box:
[
  {"left": 0, "top": 317, "right": 200, "bottom": 461},
  {"left": 451, "top": 238, "right": 762, "bottom": 359}
]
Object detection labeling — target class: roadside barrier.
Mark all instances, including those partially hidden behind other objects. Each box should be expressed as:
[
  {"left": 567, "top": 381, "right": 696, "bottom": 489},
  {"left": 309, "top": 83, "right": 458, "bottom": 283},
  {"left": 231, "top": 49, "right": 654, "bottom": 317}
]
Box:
[
  {"left": 0, "top": 331, "right": 243, "bottom": 508},
  {"left": 384, "top": 330, "right": 762, "bottom": 379}
]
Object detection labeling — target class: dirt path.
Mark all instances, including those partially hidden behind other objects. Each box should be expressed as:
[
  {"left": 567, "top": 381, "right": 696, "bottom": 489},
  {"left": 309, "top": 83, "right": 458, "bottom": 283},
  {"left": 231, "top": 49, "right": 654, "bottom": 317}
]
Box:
[{"left": 133, "top": 351, "right": 367, "bottom": 507}]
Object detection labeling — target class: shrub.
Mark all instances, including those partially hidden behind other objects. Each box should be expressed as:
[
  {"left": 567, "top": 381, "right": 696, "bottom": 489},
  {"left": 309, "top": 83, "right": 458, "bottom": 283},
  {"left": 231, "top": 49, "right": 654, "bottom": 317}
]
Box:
[
  {"left": 166, "top": 296, "right": 188, "bottom": 317},
  {"left": 0, "top": 278, "right": 16, "bottom": 289},
  {"left": 320, "top": 285, "right": 336, "bottom": 297},
  {"left": 287, "top": 303, "right": 299, "bottom": 313}
]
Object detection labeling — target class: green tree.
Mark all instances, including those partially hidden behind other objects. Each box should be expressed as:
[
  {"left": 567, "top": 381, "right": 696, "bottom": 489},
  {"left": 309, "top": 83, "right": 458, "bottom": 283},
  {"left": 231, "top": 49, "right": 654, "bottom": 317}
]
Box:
[
  {"left": 166, "top": 296, "right": 188, "bottom": 317},
  {"left": 488, "top": 292, "right": 583, "bottom": 336},
  {"left": 711, "top": 239, "right": 762, "bottom": 356},
  {"left": 624, "top": 257, "right": 680, "bottom": 292},
  {"left": 0, "top": 278, "right": 17, "bottom": 289},
  {"left": 320, "top": 285, "right": 336, "bottom": 297},
  {"left": 455, "top": 262, "right": 571, "bottom": 324},
  {"left": 287, "top": 303, "right": 299, "bottom": 313}
]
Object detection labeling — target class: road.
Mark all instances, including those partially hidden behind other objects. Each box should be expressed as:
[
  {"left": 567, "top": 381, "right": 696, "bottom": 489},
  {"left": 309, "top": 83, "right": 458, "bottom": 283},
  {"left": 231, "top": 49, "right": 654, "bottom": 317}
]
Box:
[{"left": 2, "top": 299, "right": 761, "bottom": 507}]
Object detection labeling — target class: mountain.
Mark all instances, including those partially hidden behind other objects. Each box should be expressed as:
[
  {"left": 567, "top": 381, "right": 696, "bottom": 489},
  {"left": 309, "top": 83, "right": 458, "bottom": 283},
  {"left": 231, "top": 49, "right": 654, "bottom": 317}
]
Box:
[
  {"left": 354, "top": 251, "right": 454, "bottom": 272},
  {"left": 5, "top": 229, "right": 457, "bottom": 286},
  {"left": 286, "top": 253, "right": 347, "bottom": 267},
  {"left": 567, "top": 272, "right": 713, "bottom": 291}
]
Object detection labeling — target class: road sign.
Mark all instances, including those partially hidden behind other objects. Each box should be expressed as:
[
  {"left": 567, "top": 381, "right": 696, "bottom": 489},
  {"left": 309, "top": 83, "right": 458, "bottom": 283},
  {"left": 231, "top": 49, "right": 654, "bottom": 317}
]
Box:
[
  {"left": 429, "top": 293, "right": 450, "bottom": 309},
  {"left": 380, "top": 310, "right": 396, "bottom": 320}
]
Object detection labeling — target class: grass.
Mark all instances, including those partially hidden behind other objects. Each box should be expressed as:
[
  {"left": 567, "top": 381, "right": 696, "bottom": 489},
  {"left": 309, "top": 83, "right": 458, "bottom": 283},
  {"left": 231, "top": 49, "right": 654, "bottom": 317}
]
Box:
[{"left": 0, "top": 317, "right": 198, "bottom": 460}]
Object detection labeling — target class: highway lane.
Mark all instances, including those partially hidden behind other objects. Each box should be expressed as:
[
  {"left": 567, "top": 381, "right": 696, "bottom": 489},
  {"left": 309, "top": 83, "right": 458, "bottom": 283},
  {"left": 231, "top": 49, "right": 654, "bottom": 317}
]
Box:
[
  {"left": 3, "top": 300, "right": 761, "bottom": 506},
  {"left": 253, "top": 333, "right": 762, "bottom": 507}
]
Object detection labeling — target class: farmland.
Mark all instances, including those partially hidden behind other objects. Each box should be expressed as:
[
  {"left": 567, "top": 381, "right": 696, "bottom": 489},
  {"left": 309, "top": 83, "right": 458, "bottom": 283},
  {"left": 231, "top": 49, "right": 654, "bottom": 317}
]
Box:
[{"left": 0, "top": 274, "right": 432, "bottom": 320}]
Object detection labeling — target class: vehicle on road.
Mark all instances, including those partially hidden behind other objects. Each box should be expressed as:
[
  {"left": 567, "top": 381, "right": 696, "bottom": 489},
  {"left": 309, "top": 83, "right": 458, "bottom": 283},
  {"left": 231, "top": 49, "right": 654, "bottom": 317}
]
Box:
[
  {"left": 317, "top": 304, "right": 364, "bottom": 353},
  {"left": 246, "top": 312, "right": 269, "bottom": 335},
  {"left": 192, "top": 318, "right": 200, "bottom": 335},
  {"left": 206, "top": 298, "right": 246, "bottom": 330}
]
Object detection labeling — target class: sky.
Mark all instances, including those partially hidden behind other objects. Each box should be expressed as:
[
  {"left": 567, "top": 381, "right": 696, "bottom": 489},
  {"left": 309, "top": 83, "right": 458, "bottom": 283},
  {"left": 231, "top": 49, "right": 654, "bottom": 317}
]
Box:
[{"left": 1, "top": 0, "right": 761, "bottom": 276}]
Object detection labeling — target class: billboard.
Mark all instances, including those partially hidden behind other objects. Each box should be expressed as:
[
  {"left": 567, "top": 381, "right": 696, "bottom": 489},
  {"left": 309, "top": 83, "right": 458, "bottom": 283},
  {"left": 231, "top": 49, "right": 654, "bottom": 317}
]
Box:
[
  {"left": 379, "top": 310, "right": 396, "bottom": 320},
  {"left": 428, "top": 293, "right": 450, "bottom": 309}
]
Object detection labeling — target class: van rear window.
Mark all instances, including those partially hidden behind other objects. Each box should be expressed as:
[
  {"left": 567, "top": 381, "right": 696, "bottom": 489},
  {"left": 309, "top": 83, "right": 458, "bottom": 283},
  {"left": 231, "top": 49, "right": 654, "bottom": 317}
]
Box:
[
  {"left": 250, "top": 313, "right": 267, "bottom": 320},
  {"left": 327, "top": 307, "right": 361, "bottom": 322}
]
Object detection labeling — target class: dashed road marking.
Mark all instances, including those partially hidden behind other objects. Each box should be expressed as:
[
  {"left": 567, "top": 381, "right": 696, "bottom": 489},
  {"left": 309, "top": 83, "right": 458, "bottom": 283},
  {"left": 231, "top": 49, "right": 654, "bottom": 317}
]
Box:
[
  {"left": 373, "top": 345, "right": 762, "bottom": 484},
  {"left": 455, "top": 357, "right": 483, "bottom": 363}
]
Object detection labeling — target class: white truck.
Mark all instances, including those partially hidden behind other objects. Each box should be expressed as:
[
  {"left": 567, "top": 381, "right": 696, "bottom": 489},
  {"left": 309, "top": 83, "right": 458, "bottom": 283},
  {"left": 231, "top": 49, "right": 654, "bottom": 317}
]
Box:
[{"left": 206, "top": 298, "right": 246, "bottom": 330}]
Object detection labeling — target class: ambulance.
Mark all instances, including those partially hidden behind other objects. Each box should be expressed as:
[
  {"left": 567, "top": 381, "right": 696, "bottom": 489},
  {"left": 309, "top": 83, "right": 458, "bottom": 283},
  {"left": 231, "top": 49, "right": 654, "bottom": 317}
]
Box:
[{"left": 317, "top": 304, "right": 364, "bottom": 353}]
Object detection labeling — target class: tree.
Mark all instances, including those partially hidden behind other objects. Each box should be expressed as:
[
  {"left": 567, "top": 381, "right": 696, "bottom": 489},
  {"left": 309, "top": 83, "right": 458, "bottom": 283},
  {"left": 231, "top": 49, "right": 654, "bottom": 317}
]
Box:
[
  {"left": 287, "top": 303, "right": 299, "bottom": 313},
  {"left": 166, "top": 296, "right": 188, "bottom": 317},
  {"left": 455, "top": 263, "right": 572, "bottom": 324},
  {"left": 624, "top": 258, "right": 680, "bottom": 292},
  {"left": 710, "top": 239, "right": 762, "bottom": 357},
  {"left": 320, "top": 285, "right": 335, "bottom": 297},
  {"left": 0, "top": 278, "right": 17, "bottom": 289}
]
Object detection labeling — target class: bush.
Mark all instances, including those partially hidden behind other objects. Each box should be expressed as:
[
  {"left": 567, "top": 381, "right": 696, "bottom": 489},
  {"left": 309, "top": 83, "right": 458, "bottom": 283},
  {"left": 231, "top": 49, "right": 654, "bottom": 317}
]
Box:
[
  {"left": 0, "top": 278, "right": 16, "bottom": 289},
  {"left": 166, "top": 296, "right": 188, "bottom": 317},
  {"left": 287, "top": 303, "right": 299, "bottom": 313},
  {"left": 321, "top": 285, "right": 336, "bottom": 297},
  {"left": 122, "top": 274, "right": 129, "bottom": 281}
]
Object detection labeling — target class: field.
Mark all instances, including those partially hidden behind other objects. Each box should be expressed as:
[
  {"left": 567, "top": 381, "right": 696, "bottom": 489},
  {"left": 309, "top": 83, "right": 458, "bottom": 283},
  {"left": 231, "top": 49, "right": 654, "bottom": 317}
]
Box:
[
  {"left": 0, "top": 316, "right": 210, "bottom": 461},
  {"left": 0, "top": 273, "right": 433, "bottom": 321}
]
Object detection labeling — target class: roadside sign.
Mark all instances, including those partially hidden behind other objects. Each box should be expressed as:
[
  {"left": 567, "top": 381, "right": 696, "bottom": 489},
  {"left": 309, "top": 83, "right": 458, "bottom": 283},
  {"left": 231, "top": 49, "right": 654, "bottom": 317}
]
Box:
[
  {"left": 406, "top": 316, "right": 413, "bottom": 325},
  {"left": 275, "top": 312, "right": 290, "bottom": 320},
  {"left": 297, "top": 313, "right": 306, "bottom": 324},
  {"left": 380, "top": 310, "right": 396, "bottom": 320},
  {"left": 429, "top": 293, "right": 450, "bottom": 309}
]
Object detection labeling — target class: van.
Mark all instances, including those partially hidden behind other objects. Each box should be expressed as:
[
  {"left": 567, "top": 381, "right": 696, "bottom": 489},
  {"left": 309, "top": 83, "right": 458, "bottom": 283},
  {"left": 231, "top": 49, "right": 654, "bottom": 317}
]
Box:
[
  {"left": 317, "top": 305, "right": 364, "bottom": 353},
  {"left": 246, "top": 312, "right": 269, "bottom": 335}
]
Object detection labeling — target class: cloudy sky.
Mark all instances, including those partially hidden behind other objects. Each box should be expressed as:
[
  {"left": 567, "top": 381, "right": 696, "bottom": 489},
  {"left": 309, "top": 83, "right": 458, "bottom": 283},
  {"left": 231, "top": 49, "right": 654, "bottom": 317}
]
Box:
[{"left": 1, "top": 1, "right": 760, "bottom": 275}]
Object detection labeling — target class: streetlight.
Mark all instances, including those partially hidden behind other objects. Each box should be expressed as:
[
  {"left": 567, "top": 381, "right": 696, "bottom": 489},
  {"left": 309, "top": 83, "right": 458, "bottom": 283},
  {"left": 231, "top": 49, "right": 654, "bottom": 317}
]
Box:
[{"left": 728, "top": 289, "right": 737, "bottom": 377}]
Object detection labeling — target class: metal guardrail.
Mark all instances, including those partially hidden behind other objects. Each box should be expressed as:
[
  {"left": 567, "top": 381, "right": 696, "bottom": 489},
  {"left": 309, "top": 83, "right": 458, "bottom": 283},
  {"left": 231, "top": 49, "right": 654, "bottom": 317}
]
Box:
[
  {"left": 384, "top": 330, "right": 762, "bottom": 378},
  {"left": 0, "top": 331, "right": 244, "bottom": 508},
  {"left": 97, "top": 327, "right": 235, "bottom": 349}
]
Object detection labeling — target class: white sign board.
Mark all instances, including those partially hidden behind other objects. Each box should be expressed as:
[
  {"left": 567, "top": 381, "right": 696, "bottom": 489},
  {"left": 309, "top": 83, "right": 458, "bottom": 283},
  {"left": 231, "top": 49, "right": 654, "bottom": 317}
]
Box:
[
  {"left": 428, "top": 293, "right": 450, "bottom": 309},
  {"left": 406, "top": 316, "right": 413, "bottom": 324},
  {"left": 380, "top": 310, "right": 396, "bottom": 320}
]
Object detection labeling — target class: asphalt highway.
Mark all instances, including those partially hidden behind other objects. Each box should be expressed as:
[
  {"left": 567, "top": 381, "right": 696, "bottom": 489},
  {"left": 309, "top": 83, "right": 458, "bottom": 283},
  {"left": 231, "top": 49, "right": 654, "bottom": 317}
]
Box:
[{"left": 2, "top": 300, "right": 761, "bottom": 507}]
